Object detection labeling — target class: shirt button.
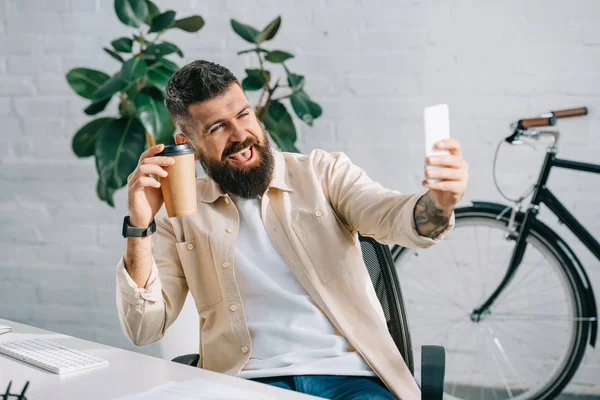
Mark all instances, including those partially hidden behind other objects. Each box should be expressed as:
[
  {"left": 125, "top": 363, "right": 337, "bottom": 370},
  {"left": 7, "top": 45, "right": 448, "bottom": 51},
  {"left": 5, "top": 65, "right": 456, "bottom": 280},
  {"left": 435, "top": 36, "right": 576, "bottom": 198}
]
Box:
[
  {"left": 226, "top": 227, "right": 234, "bottom": 234},
  {"left": 186, "top": 243, "right": 194, "bottom": 251},
  {"left": 241, "top": 345, "right": 249, "bottom": 354},
  {"left": 222, "top": 261, "right": 230, "bottom": 268},
  {"left": 314, "top": 210, "right": 323, "bottom": 218},
  {"left": 224, "top": 197, "right": 231, "bottom": 204},
  {"left": 229, "top": 304, "right": 238, "bottom": 312}
]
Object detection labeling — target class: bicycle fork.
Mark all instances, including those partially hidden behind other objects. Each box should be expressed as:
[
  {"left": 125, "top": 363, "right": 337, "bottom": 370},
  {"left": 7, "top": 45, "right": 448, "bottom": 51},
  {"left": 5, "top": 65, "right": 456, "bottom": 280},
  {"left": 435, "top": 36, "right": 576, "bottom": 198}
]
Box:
[{"left": 470, "top": 204, "right": 539, "bottom": 322}]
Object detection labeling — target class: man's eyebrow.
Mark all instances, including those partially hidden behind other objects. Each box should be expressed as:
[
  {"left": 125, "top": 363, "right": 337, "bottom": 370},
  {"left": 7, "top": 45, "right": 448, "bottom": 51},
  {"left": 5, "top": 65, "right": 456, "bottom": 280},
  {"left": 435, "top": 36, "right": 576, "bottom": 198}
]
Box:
[{"left": 202, "top": 106, "right": 252, "bottom": 132}]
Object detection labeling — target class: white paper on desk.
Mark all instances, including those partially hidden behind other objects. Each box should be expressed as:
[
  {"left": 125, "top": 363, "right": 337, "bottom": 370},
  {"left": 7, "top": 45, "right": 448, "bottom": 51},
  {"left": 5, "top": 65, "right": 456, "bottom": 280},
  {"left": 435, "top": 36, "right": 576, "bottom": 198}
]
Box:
[{"left": 114, "top": 378, "right": 278, "bottom": 400}]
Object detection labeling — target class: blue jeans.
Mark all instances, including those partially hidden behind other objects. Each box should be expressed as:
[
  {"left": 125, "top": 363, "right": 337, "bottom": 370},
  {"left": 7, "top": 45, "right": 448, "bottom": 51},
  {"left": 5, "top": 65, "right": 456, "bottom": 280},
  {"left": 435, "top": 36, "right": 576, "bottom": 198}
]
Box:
[{"left": 250, "top": 375, "right": 396, "bottom": 399}]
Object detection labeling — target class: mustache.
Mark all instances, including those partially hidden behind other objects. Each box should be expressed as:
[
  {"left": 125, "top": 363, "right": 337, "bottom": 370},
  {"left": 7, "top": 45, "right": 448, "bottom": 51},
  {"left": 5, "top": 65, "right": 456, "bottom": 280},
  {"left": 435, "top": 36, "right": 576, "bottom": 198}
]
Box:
[{"left": 221, "top": 137, "right": 258, "bottom": 160}]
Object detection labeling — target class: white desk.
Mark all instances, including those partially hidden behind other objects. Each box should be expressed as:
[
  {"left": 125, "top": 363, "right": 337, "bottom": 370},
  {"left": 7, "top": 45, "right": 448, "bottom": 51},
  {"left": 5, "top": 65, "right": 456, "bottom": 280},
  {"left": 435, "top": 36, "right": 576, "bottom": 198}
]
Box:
[{"left": 0, "top": 318, "right": 321, "bottom": 400}]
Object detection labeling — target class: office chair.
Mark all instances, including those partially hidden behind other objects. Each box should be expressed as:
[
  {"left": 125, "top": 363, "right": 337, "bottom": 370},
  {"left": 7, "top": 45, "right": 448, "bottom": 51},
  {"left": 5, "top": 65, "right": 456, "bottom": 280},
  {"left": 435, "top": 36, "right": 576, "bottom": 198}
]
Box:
[{"left": 172, "top": 235, "right": 446, "bottom": 400}]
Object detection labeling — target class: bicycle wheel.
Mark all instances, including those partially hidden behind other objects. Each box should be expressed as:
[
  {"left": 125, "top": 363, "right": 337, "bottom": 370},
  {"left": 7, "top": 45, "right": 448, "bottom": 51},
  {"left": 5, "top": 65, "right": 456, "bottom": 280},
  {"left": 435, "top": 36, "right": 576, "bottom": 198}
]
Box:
[{"left": 394, "top": 206, "right": 589, "bottom": 400}]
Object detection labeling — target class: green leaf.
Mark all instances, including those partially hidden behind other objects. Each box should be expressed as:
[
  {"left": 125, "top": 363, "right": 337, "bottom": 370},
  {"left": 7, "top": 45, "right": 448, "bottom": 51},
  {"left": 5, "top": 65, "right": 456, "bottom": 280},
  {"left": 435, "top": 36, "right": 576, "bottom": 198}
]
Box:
[
  {"left": 134, "top": 89, "right": 171, "bottom": 138},
  {"left": 103, "top": 47, "right": 124, "bottom": 62},
  {"left": 114, "top": 0, "right": 148, "bottom": 28},
  {"left": 267, "top": 129, "right": 299, "bottom": 153},
  {"left": 265, "top": 50, "right": 294, "bottom": 63},
  {"left": 246, "top": 68, "right": 270, "bottom": 79},
  {"left": 66, "top": 68, "right": 110, "bottom": 99},
  {"left": 262, "top": 100, "right": 296, "bottom": 143},
  {"left": 158, "top": 117, "right": 176, "bottom": 145},
  {"left": 242, "top": 69, "right": 270, "bottom": 90},
  {"left": 92, "top": 73, "right": 128, "bottom": 101},
  {"left": 147, "top": 67, "right": 171, "bottom": 93},
  {"left": 290, "top": 90, "right": 322, "bottom": 126},
  {"left": 155, "top": 57, "right": 179, "bottom": 73},
  {"left": 148, "top": 10, "right": 176, "bottom": 33},
  {"left": 257, "top": 16, "right": 281, "bottom": 44},
  {"left": 119, "top": 98, "right": 137, "bottom": 118},
  {"left": 231, "top": 19, "right": 259, "bottom": 44},
  {"left": 95, "top": 117, "right": 146, "bottom": 190},
  {"left": 242, "top": 75, "right": 264, "bottom": 91},
  {"left": 97, "top": 178, "right": 116, "bottom": 207},
  {"left": 84, "top": 98, "right": 111, "bottom": 115},
  {"left": 237, "top": 47, "right": 268, "bottom": 55},
  {"left": 287, "top": 73, "right": 304, "bottom": 90},
  {"left": 120, "top": 56, "right": 147, "bottom": 82},
  {"left": 307, "top": 99, "right": 322, "bottom": 119},
  {"left": 172, "top": 15, "right": 205, "bottom": 32},
  {"left": 111, "top": 37, "right": 133, "bottom": 53},
  {"left": 145, "top": 42, "right": 182, "bottom": 58},
  {"left": 72, "top": 117, "right": 115, "bottom": 158},
  {"left": 144, "top": 0, "right": 160, "bottom": 25}
]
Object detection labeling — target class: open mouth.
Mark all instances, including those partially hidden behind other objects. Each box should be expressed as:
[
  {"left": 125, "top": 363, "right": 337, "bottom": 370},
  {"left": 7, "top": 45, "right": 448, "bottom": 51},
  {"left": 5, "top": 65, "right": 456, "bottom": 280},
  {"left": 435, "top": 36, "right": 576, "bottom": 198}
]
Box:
[{"left": 227, "top": 145, "right": 256, "bottom": 166}]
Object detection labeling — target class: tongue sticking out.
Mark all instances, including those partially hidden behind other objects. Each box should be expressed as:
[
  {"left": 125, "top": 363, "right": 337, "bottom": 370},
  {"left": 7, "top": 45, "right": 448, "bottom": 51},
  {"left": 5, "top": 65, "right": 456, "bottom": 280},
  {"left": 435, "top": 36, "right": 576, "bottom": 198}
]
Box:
[{"left": 231, "top": 148, "right": 252, "bottom": 162}]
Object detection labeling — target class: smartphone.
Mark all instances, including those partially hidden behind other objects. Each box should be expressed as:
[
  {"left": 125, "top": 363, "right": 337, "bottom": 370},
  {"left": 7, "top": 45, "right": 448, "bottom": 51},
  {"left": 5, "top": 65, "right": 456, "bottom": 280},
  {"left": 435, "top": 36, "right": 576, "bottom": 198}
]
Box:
[{"left": 424, "top": 104, "right": 451, "bottom": 184}]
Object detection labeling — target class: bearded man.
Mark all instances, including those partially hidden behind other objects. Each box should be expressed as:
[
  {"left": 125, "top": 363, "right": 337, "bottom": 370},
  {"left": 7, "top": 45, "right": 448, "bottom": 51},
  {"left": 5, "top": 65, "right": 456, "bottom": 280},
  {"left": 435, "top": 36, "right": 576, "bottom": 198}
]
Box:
[{"left": 116, "top": 60, "right": 468, "bottom": 400}]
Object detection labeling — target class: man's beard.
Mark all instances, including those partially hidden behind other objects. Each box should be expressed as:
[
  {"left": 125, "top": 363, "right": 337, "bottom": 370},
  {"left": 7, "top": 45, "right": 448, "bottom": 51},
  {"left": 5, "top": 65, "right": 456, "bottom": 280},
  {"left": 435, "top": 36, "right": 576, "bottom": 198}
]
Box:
[{"left": 198, "top": 135, "right": 275, "bottom": 199}]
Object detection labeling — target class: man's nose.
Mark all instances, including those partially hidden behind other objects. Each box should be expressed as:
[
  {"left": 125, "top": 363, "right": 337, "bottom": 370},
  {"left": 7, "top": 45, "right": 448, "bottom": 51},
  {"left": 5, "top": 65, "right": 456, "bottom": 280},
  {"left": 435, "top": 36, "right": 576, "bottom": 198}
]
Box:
[{"left": 228, "top": 120, "right": 248, "bottom": 143}]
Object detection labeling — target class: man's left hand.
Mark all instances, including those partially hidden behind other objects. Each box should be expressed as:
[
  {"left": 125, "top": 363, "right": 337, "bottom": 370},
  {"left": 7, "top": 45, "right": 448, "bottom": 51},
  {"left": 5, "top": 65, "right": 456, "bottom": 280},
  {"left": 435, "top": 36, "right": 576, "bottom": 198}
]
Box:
[{"left": 423, "top": 138, "right": 469, "bottom": 211}]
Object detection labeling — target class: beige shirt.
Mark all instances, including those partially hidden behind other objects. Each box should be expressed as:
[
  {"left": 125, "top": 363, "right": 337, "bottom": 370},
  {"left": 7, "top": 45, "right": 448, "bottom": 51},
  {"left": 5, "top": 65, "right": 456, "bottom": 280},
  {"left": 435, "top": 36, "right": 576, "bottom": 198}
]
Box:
[{"left": 116, "top": 148, "right": 453, "bottom": 400}]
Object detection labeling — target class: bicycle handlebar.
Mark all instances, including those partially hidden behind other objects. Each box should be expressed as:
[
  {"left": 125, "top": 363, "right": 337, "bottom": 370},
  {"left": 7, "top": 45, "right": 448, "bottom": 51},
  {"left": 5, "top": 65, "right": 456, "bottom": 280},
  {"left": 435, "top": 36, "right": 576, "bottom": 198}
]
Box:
[
  {"left": 551, "top": 107, "right": 588, "bottom": 118},
  {"left": 516, "top": 116, "right": 556, "bottom": 129}
]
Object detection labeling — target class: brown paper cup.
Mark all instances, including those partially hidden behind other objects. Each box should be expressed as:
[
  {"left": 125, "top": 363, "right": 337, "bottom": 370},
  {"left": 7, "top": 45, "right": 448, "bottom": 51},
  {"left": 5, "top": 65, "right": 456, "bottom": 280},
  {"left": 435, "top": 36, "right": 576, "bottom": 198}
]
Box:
[{"left": 157, "top": 144, "right": 197, "bottom": 217}]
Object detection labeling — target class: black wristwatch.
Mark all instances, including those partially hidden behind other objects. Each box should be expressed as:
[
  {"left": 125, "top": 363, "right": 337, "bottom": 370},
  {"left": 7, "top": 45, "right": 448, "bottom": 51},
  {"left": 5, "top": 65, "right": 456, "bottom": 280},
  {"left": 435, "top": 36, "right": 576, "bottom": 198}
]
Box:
[{"left": 122, "top": 216, "right": 156, "bottom": 238}]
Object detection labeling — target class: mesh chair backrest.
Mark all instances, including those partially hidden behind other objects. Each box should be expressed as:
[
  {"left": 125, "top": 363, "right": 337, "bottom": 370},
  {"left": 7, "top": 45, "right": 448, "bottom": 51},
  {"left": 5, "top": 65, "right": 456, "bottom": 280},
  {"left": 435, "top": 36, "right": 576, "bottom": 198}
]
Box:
[{"left": 359, "top": 235, "right": 414, "bottom": 375}]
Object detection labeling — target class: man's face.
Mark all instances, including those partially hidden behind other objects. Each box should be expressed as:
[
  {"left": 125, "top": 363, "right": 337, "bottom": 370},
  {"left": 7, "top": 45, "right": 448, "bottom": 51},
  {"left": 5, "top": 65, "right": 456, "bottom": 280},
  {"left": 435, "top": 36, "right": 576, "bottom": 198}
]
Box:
[{"left": 175, "top": 83, "right": 274, "bottom": 199}]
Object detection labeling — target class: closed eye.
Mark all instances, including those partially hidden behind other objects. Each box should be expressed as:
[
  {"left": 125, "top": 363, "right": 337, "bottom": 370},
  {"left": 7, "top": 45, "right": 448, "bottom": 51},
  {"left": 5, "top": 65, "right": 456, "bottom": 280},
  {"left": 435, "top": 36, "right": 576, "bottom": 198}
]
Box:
[{"left": 210, "top": 123, "right": 225, "bottom": 134}]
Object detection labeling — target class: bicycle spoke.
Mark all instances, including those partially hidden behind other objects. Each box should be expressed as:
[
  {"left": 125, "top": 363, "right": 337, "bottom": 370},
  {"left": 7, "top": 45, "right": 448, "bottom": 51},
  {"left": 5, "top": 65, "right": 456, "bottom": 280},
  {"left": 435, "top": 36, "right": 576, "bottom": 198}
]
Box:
[
  {"left": 479, "top": 324, "right": 515, "bottom": 398},
  {"left": 445, "top": 241, "right": 477, "bottom": 307},
  {"left": 494, "top": 282, "right": 565, "bottom": 305},
  {"left": 400, "top": 273, "right": 467, "bottom": 311},
  {"left": 485, "top": 323, "right": 532, "bottom": 394},
  {"left": 497, "top": 298, "right": 569, "bottom": 314},
  {"left": 490, "top": 318, "right": 568, "bottom": 352},
  {"left": 489, "top": 321, "right": 553, "bottom": 384},
  {"left": 494, "top": 256, "right": 548, "bottom": 303},
  {"left": 490, "top": 313, "right": 593, "bottom": 322}
]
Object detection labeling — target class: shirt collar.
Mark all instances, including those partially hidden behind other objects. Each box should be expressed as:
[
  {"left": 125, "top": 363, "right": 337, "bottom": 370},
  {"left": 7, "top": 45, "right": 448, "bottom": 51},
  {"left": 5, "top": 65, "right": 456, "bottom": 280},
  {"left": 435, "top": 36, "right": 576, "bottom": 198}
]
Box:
[{"left": 199, "top": 147, "right": 293, "bottom": 204}]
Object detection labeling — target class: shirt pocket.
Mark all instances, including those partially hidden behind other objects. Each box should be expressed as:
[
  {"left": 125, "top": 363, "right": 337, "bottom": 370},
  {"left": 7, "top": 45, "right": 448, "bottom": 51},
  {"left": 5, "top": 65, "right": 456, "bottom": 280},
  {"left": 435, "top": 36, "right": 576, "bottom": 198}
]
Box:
[
  {"left": 292, "top": 207, "right": 348, "bottom": 284},
  {"left": 176, "top": 235, "right": 223, "bottom": 310}
]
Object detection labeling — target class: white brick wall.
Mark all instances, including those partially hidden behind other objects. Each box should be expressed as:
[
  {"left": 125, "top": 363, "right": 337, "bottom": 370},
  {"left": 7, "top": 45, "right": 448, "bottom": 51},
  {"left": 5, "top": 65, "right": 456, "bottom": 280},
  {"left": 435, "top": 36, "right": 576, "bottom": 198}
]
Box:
[{"left": 1, "top": 0, "right": 599, "bottom": 394}]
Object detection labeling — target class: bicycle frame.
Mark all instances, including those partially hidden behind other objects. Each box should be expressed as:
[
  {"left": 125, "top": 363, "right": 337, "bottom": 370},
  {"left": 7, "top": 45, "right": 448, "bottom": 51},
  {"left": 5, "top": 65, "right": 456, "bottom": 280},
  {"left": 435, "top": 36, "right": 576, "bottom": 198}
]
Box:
[{"left": 471, "top": 149, "right": 600, "bottom": 317}]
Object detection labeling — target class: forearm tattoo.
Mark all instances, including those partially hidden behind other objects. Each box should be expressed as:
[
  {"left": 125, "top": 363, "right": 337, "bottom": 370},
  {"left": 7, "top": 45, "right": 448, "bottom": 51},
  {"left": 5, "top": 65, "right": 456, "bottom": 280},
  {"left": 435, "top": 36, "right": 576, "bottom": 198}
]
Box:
[{"left": 414, "top": 193, "right": 451, "bottom": 238}]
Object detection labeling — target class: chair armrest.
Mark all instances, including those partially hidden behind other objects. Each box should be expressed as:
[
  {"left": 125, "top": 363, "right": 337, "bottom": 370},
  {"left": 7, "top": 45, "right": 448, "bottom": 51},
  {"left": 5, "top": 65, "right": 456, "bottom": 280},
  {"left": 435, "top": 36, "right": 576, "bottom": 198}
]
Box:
[
  {"left": 171, "top": 353, "right": 200, "bottom": 367},
  {"left": 421, "top": 345, "right": 445, "bottom": 400}
]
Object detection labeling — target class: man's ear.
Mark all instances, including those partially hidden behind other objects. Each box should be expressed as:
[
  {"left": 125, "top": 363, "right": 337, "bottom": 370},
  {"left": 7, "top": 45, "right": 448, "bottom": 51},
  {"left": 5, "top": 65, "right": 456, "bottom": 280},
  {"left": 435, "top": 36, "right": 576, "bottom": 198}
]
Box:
[{"left": 175, "top": 133, "right": 199, "bottom": 161}]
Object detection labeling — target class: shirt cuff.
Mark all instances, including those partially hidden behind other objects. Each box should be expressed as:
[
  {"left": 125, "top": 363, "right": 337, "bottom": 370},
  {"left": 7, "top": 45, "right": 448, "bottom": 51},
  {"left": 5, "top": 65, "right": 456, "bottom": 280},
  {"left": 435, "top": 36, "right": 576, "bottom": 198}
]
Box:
[
  {"left": 116, "top": 256, "right": 162, "bottom": 305},
  {"left": 399, "top": 193, "right": 455, "bottom": 248}
]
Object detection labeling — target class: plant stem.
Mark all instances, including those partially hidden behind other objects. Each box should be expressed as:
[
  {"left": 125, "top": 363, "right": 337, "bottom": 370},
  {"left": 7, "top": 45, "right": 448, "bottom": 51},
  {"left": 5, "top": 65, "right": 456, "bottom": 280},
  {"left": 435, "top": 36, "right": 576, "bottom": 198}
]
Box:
[
  {"left": 138, "top": 31, "right": 146, "bottom": 51},
  {"left": 255, "top": 48, "right": 269, "bottom": 118},
  {"left": 145, "top": 131, "right": 156, "bottom": 149},
  {"left": 258, "top": 78, "right": 280, "bottom": 120},
  {"left": 271, "top": 93, "right": 293, "bottom": 102}
]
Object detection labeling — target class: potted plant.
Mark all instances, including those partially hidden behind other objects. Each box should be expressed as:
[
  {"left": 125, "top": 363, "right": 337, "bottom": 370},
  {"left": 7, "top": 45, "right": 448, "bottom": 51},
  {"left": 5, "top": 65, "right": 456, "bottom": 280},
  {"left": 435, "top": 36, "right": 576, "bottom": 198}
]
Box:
[
  {"left": 231, "top": 16, "right": 323, "bottom": 153},
  {"left": 65, "top": 0, "right": 204, "bottom": 206}
]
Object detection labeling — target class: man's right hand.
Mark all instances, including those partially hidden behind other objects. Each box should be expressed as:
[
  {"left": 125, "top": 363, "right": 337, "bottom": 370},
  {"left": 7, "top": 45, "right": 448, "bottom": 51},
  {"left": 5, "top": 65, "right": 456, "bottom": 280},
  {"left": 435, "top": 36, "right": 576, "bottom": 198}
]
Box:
[{"left": 127, "top": 144, "right": 175, "bottom": 227}]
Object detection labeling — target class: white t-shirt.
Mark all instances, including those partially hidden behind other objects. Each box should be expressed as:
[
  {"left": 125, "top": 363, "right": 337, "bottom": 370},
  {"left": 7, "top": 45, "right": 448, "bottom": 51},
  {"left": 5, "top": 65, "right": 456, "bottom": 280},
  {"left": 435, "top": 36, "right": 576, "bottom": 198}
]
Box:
[{"left": 232, "top": 196, "right": 375, "bottom": 379}]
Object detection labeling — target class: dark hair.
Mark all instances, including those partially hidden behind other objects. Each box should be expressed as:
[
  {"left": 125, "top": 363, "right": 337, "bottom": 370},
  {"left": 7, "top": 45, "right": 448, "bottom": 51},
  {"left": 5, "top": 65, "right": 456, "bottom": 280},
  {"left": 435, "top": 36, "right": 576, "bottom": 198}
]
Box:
[{"left": 165, "top": 60, "right": 239, "bottom": 124}]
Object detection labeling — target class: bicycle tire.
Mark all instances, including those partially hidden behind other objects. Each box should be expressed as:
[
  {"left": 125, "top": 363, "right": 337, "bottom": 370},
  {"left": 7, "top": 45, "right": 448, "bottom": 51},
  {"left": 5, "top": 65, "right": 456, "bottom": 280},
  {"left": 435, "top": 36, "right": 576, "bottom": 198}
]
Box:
[{"left": 394, "top": 205, "right": 590, "bottom": 400}]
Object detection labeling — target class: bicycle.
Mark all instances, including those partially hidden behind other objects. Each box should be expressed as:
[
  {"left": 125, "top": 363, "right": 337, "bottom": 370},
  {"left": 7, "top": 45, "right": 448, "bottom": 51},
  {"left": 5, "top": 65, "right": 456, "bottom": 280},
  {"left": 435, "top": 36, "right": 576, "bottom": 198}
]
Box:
[{"left": 391, "top": 107, "right": 599, "bottom": 399}]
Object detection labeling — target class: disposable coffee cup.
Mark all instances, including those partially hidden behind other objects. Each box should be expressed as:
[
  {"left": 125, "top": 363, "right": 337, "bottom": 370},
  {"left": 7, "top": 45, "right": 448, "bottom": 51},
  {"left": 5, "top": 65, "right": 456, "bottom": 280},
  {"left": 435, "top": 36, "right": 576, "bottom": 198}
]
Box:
[{"left": 156, "top": 143, "right": 198, "bottom": 218}]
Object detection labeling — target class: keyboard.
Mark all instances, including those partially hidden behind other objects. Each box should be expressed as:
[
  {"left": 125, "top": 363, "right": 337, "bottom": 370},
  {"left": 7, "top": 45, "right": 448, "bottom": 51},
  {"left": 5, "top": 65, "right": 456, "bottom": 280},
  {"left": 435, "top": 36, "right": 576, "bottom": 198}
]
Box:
[{"left": 0, "top": 338, "right": 109, "bottom": 374}]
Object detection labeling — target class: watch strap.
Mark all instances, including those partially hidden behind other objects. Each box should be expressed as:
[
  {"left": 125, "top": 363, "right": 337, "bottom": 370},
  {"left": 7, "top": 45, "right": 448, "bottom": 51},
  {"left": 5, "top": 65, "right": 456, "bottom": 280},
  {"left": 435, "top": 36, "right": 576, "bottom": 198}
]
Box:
[{"left": 122, "top": 216, "right": 156, "bottom": 238}]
